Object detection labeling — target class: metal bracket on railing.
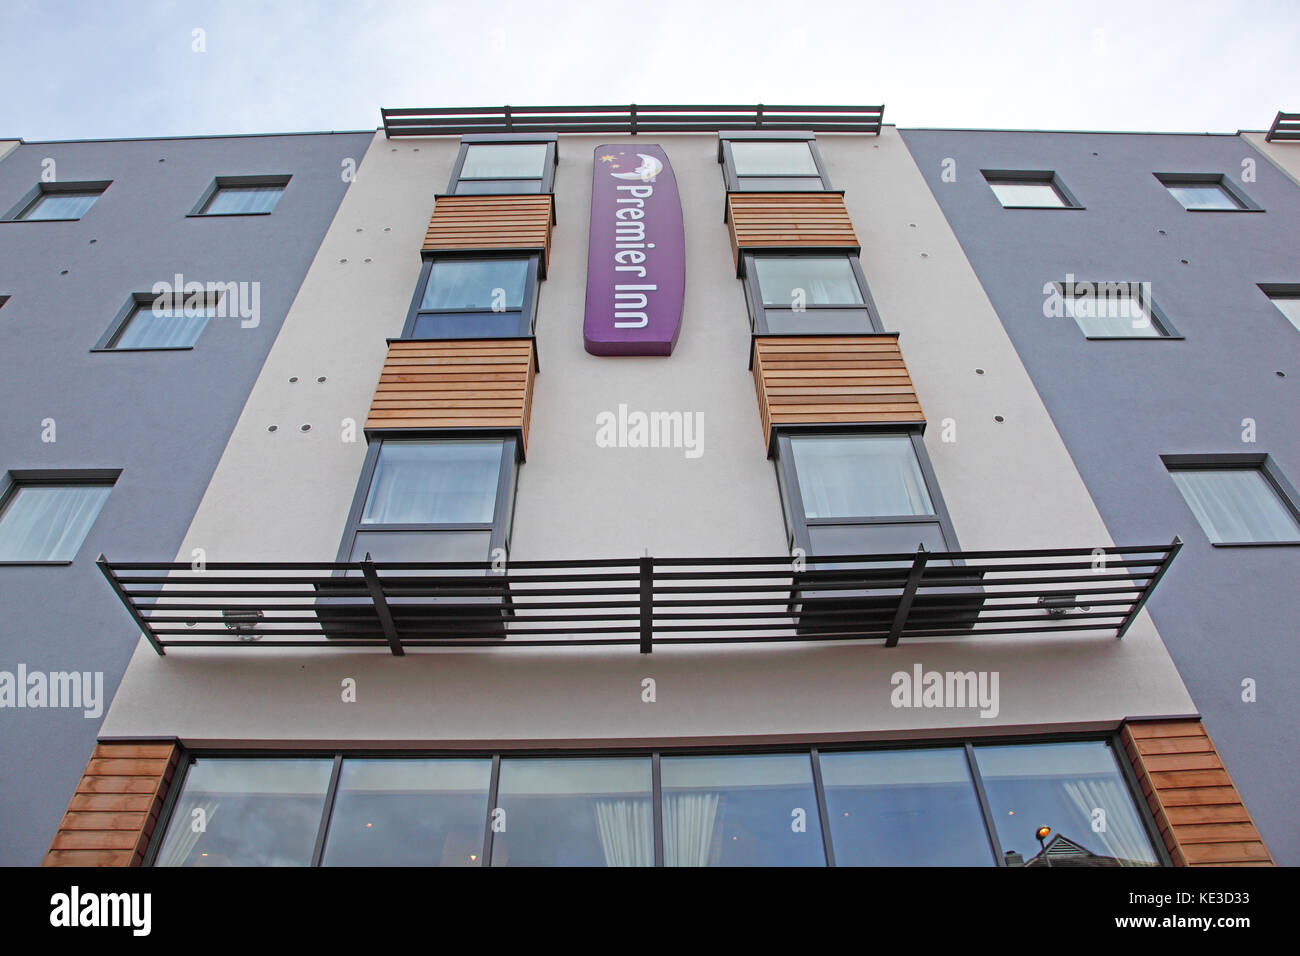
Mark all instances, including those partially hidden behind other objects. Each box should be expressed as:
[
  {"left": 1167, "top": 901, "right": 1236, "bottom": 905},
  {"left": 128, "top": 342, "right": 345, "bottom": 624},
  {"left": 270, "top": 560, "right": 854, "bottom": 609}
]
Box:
[
  {"left": 639, "top": 555, "right": 653, "bottom": 654},
  {"left": 886, "top": 545, "right": 929, "bottom": 648},
  {"left": 361, "top": 554, "right": 404, "bottom": 657}
]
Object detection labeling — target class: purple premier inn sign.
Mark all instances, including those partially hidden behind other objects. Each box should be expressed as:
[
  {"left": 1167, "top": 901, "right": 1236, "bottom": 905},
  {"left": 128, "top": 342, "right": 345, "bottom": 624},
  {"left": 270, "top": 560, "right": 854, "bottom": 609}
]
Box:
[{"left": 583, "top": 145, "right": 686, "bottom": 356}]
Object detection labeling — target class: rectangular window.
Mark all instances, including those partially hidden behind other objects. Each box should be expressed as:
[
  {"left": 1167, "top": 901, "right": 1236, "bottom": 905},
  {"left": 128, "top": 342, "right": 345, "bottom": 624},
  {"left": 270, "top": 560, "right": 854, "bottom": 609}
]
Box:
[
  {"left": 1166, "top": 460, "right": 1300, "bottom": 545},
  {"left": 96, "top": 293, "right": 219, "bottom": 350},
  {"left": 745, "top": 253, "right": 878, "bottom": 333},
  {"left": 1259, "top": 285, "right": 1300, "bottom": 332},
  {"left": 0, "top": 477, "right": 114, "bottom": 563},
  {"left": 720, "top": 134, "right": 830, "bottom": 191},
  {"left": 1059, "top": 280, "right": 1176, "bottom": 338},
  {"left": 1155, "top": 173, "right": 1258, "bottom": 211},
  {"left": 981, "top": 170, "right": 1080, "bottom": 209},
  {"left": 790, "top": 434, "right": 935, "bottom": 519},
  {"left": 6, "top": 181, "right": 110, "bottom": 221},
  {"left": 404, "top": 255, "right": 539, "bottom": 339},
  {"left": 449, "top": 138, "right": 556, "bottom": 195},
  {"left": 192, "top": 176, "right": 289, "bottom": 215}
]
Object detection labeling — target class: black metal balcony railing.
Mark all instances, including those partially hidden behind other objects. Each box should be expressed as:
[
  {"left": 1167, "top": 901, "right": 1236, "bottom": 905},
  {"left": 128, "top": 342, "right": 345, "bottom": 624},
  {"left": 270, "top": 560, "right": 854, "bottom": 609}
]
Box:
[
  {"left": 99, "top": 541, "right": 1180, "bottom": 656},
  {"left": 381, "top": 104, "right": 885, "bottom": 138}
]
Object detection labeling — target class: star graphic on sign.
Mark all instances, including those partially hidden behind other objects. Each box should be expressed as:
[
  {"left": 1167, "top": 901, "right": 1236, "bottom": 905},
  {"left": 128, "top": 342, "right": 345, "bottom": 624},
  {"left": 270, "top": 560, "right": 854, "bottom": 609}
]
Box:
[{"left": 599, "top": 154, "right": 616, "bottom": 163}]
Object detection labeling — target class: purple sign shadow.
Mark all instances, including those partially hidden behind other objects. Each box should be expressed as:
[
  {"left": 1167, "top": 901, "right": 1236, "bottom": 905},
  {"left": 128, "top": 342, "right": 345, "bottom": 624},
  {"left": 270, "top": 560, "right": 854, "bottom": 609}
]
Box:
[{"left": 583, "top": 145, "right": 686, "bottom": 356}]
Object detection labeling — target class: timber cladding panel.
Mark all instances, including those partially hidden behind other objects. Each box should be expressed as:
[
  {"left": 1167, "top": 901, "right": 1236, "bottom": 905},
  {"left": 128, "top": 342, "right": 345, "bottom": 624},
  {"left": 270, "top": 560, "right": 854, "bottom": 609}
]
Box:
[
  {"left": 365, "top": 339, "right": 537, "bottom": 455},
  {"left": 726, "top": 192, "right": 859, "bottom": 274},
  {"left": 1122, "top": 719, "right": 1274, "bottom": 866},
  {"left": 43, "top": 741, "right": 179, "bottom": 867},
  {"left": 752, "top": 335, "right": 925, "bottom": 451},
  {"left": 422, "top": 194, "right": 554, "bottom": 275}
]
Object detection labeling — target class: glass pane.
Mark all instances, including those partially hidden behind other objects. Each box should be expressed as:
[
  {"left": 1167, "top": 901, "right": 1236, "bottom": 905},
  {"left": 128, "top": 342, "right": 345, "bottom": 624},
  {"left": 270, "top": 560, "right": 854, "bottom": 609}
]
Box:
[
  {"left": 1064, "top": 285, "right": 1161, "bottom": 337},
  {"left": 422, "top": 259, "right": 528, "bottom": 311},
  {"left": 988, "top": 181, "right": 1065, "bottom": 208},
  {"left": 731, "top": 141, "right": 818, "bottom": 177},
  {"left": 154, "top": 758, "right": 333, "bottom": 866},
  {"left": 321, "top": 759, "right": 491, "bottom": 866},
  {"left": 790, "top": 435, "right": 935, "bottom": 519},
  {"left": 461, "top": 143, "right": 548, "bottom": 180},
  {"left": 412, "top": 311, "right": 524, "bottom": 339},
  {"left": 660, "top": 753, "right": 825, "bottom": 866},
  {"left": 453, "top": 180, "right": 542, "bottom": 195},
  {"left": 754, "top": 256, "right": 864, "bottom": 307},
  {"left": 975, "top": 741, "right": 1159, "bottom": 867},
  {"left": 361, "top": 441, "right": 502, "bottom": 525},
  {"left": 1267, "top": 296, "right": 1300, "bottom": 332},
  {"left": 820, "top": 749, "right": 994, "bottom": 866},
  {"left": 0, "top": 484, "right": 111, "bottom": 561},
  {"left": 1167, "top": 183, "right": 1240, "bottom": 210},
  {"left": 114, "top": 301, "right": 215, "bottom": 349},
  {"left": 203, "top": 185, "right": 283, "bottom": 214},
  {"left": 22, "top": 191, "right": 99, "bottom": 220},
  {"left": 492, "top": 757, "right": 653, "bottom": 866},
  {"left": 764, "top": 308, "right": 874, "bottom": 334},
  {"left": 1170, "top": 468, "right": 1300, "bottom": 543},
  {"left": 737, "top": 176, "right": 826, "bottom": 191}
]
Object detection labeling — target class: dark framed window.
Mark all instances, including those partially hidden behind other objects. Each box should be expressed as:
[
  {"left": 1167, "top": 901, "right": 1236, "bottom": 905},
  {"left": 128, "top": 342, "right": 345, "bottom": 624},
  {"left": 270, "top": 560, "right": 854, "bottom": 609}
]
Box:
[
  {"left": 1258, "top": 283, "right": 1300, "bottom": 332},
  {"left": 402, "top": 254, "right": 540, "bottom": 339},
  {"left": 1154, "top": 173, "right": 1261, "bottom": 212},
  {"left": 3, "top": 180, "right": 111, "bottom": 221},
  {"left": 0, "top": 469, "right": 118, "bottom": 564},
  {"left": 772, "top": 430, "right": 959, "bottom": 558},
  {"left": 147, "top": 735, "right": 1165, "bottom": 868},
  {"left": 1055, "top": 279, "right": 1180, "bottom": 339},
  {"left": 742, "top": 252, "right": 882, "bottom": 333},
  {"left": 447, "top": 135, "right": 557, "bottom": 195},
  {"left": 981, "top": 170, "right": 1082, "bottom": 209},
  {"left": 93, "top": 291, "right": 221, "bottom": 351},
  {"left": 188, "top": 175, "right": 290, "bottom": 216},
  {"left": 337, "top": 436, "right": 520, "bottom": 566},
  {"left": 1162, "top": 454, "right": 1300, "bottom": 546},
  {"left": 718, "top": 132, "right": 831, "bottom": 191}
]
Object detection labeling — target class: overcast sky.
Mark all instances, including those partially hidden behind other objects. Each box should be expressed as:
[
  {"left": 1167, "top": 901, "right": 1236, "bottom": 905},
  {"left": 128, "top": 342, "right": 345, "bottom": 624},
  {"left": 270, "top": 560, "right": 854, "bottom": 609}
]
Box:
[{"left": 2, "top": 0, "right": 1296, "bottom": 141}]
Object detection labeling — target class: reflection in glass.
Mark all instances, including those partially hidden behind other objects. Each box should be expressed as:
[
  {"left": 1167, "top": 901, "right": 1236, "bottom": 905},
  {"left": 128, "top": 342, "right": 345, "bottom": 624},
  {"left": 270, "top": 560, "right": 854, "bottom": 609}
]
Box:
[
  {"left": 421, "top": 259, "right": 528, "bottom": 312},
  {"left": 754, "top": 256, "right": 864, "bottom": 306},
  {"left": 820, "top": 748, "right": 994, "bottom": 866},
  {"left": 975, "top": 741, "right": 1159, "bottom": 866},
  {"left": 660, "top": 753, "right": 825, "bottom": 866},
  {"left": 20, "top": 191, "right": 100, "bottom": 220},
  {"left": 202, "top": 185, "right": 284, "bottom": 215},
  {"left": 731, "top": 141, "right": 818, "bottom": 177},
  {"left": 154, "top": 758, "right": 333, "bottom": 866},
  {"left": 492, "top": 757, "right": 653, "bottom": 866},
  {"left": 361, "top": 440, "right": 502, "bottom": 525},
  {"left": 988, "top": 181, "right": 1066, "bottom": 208},
  {"left": 460, "top": 144, "right": 547, "bottom": 180},
  {"left": 791, "top": 434, "right": 935, "bottom": 519},
  {"left": 1167, "top": 183, "right": 1240, "bottom": 210},
  {"left": 321, "top": 759, "right": 491, "bottom": 866}
]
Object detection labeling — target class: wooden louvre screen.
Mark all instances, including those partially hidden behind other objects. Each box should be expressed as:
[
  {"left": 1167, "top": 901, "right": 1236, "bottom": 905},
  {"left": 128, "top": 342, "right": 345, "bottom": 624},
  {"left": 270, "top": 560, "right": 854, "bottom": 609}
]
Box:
[
  {"left": 726, "top": 192, "right": 859, "bottom": 274},
  {"left": 422, "top": 194, "right": 554, "bottom": 275}
]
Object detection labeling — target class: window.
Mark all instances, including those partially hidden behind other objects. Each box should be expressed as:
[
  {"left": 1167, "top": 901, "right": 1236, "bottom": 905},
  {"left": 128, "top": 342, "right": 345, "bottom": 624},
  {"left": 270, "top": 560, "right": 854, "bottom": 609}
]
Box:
[
  {"left": 974, "top": 741, "right": 1160, "bottom": 866},
  {"left": 403, "top": 255, "right": 539, "bottom": 339},
  {"left": 5, "top": 181, "right": 110, "bottom": 221},
  {"left": 719, "top": 134, "right": 831, "bottom": 191},
  {"left": 448, "top": 137, "right": 556, "bottom": 194},
  {"left": 1259, "top": 284, "right": 1300, "bottom": 332},
  {"left": 1155, "top": 173, "right": 1259, "bottom": 211},
  {"left": 1164, "top": 457, "right": 1300, "bottom": 545},
  {"left": 191, "top": 175, "right": 289, "bottom": 215},
  {"left": 743, "top": 253, "right": 880, "bottom": 333},
  {"left": 1056, "top": 280, "right": 1177, "bottom": 338},
  {"left": 0, "top": 474, "right": 115, "bottom": 563},
  {"left": 981, "top": 170, "right": 1081, "bottom": 209},
  {"left": 94, "top": 292, "right": 220, "bottom": 351}
]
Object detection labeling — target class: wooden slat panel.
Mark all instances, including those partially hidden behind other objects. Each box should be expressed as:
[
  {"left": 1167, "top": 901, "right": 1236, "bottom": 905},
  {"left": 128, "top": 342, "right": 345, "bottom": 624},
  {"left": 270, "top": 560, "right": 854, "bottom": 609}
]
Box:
[
  {"left": 422, "top": 195, "right": 553, "bottom": 275},
  {"left": 1121, "top": 720, "right": 1273, "bottom": 867},
  {"left": 726, "top": 192, "right": 859, "bottom": 273},
  {"left": 752, "top": 335, "right": 924, "bottom": 451},
  {"left": 44, "top": 741, "right": 178, "bottom": 867},
  {"left": 365, "top": 339, "right": 536, "bottom": 456}
]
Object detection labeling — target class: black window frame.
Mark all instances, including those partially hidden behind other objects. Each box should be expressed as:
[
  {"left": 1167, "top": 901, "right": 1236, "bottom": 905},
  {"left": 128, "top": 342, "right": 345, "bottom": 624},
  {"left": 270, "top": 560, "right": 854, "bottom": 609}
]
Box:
[
  {"left": 718, "top": 131, "right": 832, "bottom": 191},
  {"left": 334, "top": 432, "right": 521, "bottom": 566},
  {"left": 1153, "top": 172, "right": 1262, "bottom": 212},
  {"left": 446, "top": 134, "right": 558, "bottom": 195},
  {"left": 0, "top": 468, "right": 120, "bottom": 566},
  {"left": 91, "top": 290, "right": 224, "bottom": 352},
  {"left": 1161, "top": 453, "right": 1300, "bottom": 548},
  {"left": 2, "top": 180, "right": 111, "bottom": 222},
  {"left": 187, "top": 174, "right": 292, "bottom": 217},
  {"left": 742, "top": 251, "right": 884, "bottom": 334},
  {"left": 1054, "top": 278, "right": 1182, "bottom": 340},
  {"left": 401, "top": 252, "right": 542, "bottom": 340},
  {"left": 980, "top": 169, "right": 1083, "bottom": 210},
  {"left": 1258, "top": 283, "right": 1300, "bottom": 331}
]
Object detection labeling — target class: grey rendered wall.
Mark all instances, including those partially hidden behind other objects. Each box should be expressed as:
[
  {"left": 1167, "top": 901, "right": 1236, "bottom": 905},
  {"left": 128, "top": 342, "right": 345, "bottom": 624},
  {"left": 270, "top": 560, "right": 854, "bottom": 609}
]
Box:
[
  {"left": 900, "top": 127, "right": 1300, "bottom": 864},
  {"left": 0, "top": 130, "right": 372, "bottom": 865}
]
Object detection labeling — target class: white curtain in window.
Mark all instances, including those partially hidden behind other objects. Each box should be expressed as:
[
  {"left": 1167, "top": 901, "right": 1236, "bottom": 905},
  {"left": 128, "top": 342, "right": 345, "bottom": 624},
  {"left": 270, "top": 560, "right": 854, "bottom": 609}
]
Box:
[
  {"left": 26, "top": 192, "right": 98, "bottom": 220},
  {"left": 362, "top": 442, "right": 500, "bottom": 525},
  {"left": 115, "top": 305, "right": 214, "bottom": 349},
  {"left": 205, "top": 185, "right": 282, "bottom": 215},
  {"left": 1064, "top": 291, "right": 1159, "bottom": 337},
  {"left": 661, "top": 792, "right": 719, "bottom": 866},
  {"left": 461, "top": 144, "right": 547, "bottom": 180},
  {"left": 0, "top": 484, "right": 111, "bottom": 561},
  {"left": 155, "top": 799, "right": 219, "bottom": 867},
  {"left": 422, "top": 259, "right": 527, "bottom": 311},
  {"left": 792, "top": 436, "right": 934, "bottom": 519},
  {"left": 755, "top": 257, "right": 863, "bottom": 306},
  {"left": 1171, "top": 469, "right": 1300, "bottom": 542},
  {"left": 1062, "top": 779, "right": 1157, "bottom": 866},
  {"left": 593, "top": 799, "right": 655, "bottom": 867}
]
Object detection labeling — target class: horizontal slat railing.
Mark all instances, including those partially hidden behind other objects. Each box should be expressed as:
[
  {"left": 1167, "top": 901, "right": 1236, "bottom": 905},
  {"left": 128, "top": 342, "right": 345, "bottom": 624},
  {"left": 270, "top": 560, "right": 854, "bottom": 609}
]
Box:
[
  {"left": 1265, "top": 111, "right": 1300, "bottom": 142},
  {"left": 382, "top": 104, "right": 884, "bottom": 138},
  {"left": 99, "top": 541, "right": 1178, "bottom": 656}
]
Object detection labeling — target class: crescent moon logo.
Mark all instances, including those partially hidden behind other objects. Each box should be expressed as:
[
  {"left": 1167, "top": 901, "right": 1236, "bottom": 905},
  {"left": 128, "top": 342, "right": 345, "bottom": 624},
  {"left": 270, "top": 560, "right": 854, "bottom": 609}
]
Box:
[{"left": 610, "top": 153, "right": 663, "bottom": 182}]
